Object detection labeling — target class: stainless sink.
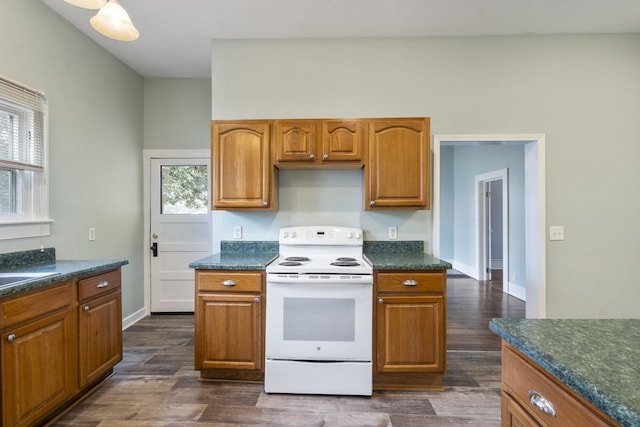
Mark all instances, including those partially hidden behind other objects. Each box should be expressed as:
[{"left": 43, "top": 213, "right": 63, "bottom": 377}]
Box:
[{"left": 0, "top": 272, "right": 60, "bottom": 287}]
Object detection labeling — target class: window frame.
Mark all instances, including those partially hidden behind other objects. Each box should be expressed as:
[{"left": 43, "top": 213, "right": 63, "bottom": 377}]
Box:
[{"left": 0, "top": 75, "right": 52, "bottom": 240}]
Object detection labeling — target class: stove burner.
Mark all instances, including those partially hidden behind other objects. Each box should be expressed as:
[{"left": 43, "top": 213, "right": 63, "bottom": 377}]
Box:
[
  {"left": 330, "top": 260, "right": 361, "bottom": 267},
  {"left": 336, "top": 257, "right": 357, "bottom": 262},
  {"left": 284, "top": 257, "right": 310, "bottom": 262},
  {"left": 279, "top": 261, "right": 303, "bottom": 266}
]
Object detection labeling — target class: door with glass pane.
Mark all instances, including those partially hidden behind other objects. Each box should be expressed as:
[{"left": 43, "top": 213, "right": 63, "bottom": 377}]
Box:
[{"left": 150, "top": 158, "right": 211, "bottom": 312}]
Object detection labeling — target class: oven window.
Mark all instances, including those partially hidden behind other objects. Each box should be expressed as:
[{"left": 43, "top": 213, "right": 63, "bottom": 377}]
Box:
[{"left": 283, "top": 298, "right": 355, "bottom": 342}]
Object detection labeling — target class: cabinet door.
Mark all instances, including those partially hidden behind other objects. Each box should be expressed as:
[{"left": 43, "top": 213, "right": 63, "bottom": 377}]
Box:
[
  {"left": 78, "top": 290, "right": 122, "bottom": 388},
  {"left": 212, "top": 120, "right": 274, "bottom": 209},
  {"left": 274, "top": 120, "right": 317, "bottom": 162},
  {"left": 1, "top": 309, "right": 76, "bottom": 427},
  {"left": 365, "top": 118, "right": 430, "bottom": 209},
  {"left": 376, "top": 295, "right": 444, "bottom": 373},
  {"left": 321, "top": 119, "right": 363, "bottom": 162},
  {"left": 195, "top": 292, "right": 262, "bottom": 371},
  {"left": 502, "top": 392, "right": 543, "bottom": 427}
]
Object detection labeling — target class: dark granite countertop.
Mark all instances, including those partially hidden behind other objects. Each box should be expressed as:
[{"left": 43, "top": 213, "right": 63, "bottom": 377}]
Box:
[
  {"left": 363, "top": 241, "right": 452, "bottom": 271},
  {"left": 189, "top": 240, "right": 451, "bottom": 271},
  {"left": 490, "top": 318, "right": 640, "bottom": 427},
  {"left": 0, "top": 248, "right": 128, "bottom": 298},
  {"left": 189, "top": 241, "right": 278, "bottom": 271}
]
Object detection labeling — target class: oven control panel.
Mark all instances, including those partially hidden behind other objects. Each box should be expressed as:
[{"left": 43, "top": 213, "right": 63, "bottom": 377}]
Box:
[{"left": 279, "top": 226, "right": 363, "bottom": 245}]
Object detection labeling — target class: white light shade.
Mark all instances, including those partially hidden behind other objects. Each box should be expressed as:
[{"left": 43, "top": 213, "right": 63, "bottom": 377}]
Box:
[
  {"left": 64, "top": 0, "right": 107, "bottom": 9},
  {"left": 90, "top": 0, "right": 139, "bottom": 42}
]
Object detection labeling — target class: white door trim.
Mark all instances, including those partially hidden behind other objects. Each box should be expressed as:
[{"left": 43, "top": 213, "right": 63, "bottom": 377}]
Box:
[
  {"left": 433, "top": 134, "right": 546, "bottom": 319},
  {"left": 143, "top": 149, "right": 210, "bottom": 315}
]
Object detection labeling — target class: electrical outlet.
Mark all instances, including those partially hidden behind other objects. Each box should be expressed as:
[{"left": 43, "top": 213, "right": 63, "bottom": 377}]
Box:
[
  {"left": 389, "top": 226, "right": 398, "bottom": 240},
  {"left": 88, "top": 227, "right": 96, "bottom": 241},
  {"left": 549, "top": 226, "right": 565, "bottom": 241},
  {"left": 233, "top": 226, "right": 242, "bottom": 239}
]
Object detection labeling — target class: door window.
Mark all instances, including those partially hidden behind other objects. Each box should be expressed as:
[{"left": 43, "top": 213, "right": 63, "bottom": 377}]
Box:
[{"left": 160, "top": 165, "right": 208, "bottom": 214}]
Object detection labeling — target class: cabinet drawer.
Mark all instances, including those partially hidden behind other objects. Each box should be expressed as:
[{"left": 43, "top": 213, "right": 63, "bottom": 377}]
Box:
[
  {"left": 79, "top": 269, "right": 121, "bottom": 302},
  {"left": 197, "top": 272, "right": 262, "bottom": 292},
  {"left": 502, "top": 343, "right": 614, "bottom": 427},
  {"left": 0, "top": 283, "right": 72, "bottom": 329},
  {"left": 376, "top": 272, "right": 444, "bottom": 293}
]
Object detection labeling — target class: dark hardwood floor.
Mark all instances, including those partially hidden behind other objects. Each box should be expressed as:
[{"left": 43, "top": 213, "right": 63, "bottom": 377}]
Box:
[{"left": 53, "top": 274, "right": 524, "bottom": 426}]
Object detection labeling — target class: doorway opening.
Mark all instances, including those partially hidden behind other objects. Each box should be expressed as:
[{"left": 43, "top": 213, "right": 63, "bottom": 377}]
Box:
[
  {"left": 476, "top": 169, "right": 512, "bottom": 297},
  {"left": 433, "top": 134, "right": 546, "bottom": 319}
]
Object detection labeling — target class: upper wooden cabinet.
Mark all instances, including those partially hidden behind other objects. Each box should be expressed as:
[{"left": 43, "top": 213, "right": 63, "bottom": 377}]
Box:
[
  {"left": 211, "top": 120, "right": 276, "bottom": 210},
  {"left": 365, "top": 118, "right": 430, "bottom": 210},
  {"left": 274, "top": 119, "right": 363, "bottom": 168}
]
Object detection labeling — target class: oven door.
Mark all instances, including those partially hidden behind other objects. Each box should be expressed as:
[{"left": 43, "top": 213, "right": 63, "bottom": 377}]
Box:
[{"left": 265, "top": 278, "right": 372, "bottom": 362}]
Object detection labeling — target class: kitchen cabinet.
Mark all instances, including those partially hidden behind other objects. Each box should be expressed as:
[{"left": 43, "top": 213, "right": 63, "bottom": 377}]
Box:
[
  {"left": 365, "top": 117, "right": 430, "bottom": 210},
  {"left": 211, "top": 120, "right": 276, "bottom": 210},
  {"left": 274, "top": 119, "right": 363, "bottom": 168},
  {"left": 374, "top": 271, "right": 446, "bottom": 391},
  {"left": 0, "top": 283, "right": 76, "bottom": 427},
  {"left": 0, "top": 268, "right": 124, "bottom": 426},
  {"left": 195, "top": 271, "right": 264, "bottom": 381},
  {"left": 78, "top": 269, "right": 122, "bottom": 388},
  {"left": 501, "top": 342, "right": 616, "bottom": 427}
]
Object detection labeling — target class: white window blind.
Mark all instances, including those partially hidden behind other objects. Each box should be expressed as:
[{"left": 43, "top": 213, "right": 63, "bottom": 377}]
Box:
[{"left": 0, "top": 76, "right": 47, "bottom": 172}]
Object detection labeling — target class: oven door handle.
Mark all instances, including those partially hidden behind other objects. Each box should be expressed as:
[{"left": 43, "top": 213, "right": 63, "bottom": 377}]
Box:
[{"left": 267, "top": 274, "right": 373, "bottom": 285}]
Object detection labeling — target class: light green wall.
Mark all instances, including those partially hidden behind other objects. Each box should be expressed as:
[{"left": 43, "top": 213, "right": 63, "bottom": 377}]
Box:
[
  {"left": 0, "top": 1, "right": 144, "bottom": 319},
  {"left": 143, "top": 78, "right": 211, "bottom": 149},
  {"left": 211, "top": 36, "right": 640, "bottom": 318}
]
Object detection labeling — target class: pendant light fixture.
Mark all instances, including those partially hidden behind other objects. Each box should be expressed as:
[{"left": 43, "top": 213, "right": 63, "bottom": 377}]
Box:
[
  {"left": 64, "top": 0, "right": 107, "bottom": 9},
  {"left": 89, "top": 0, "right": 140, "bottom": 42}
]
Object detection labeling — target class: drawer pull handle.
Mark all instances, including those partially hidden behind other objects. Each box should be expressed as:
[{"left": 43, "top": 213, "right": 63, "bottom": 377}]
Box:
[
  {"left": 529, "top": 390, "right": 556, "bottom": 417},
  {"left": 254, "top": 297, "right": 260, "bottom": 303},
  {"left": 84, "top": 305, "right": 90, "bottom": 312},
  {"left": 7, "top": 333, "right": 16, "bottom": 342},
  {"left": 97, "top": 281, "right": 109, "bottom": 289},
  {"left": 403, "top": 279, "right": 418, "bottom": 286},
  {"left": 378, "top": 298, "right": 384, "bottom": 303},
  {"left": 222, "top": 280, "right": 237, "bottom": 287}
]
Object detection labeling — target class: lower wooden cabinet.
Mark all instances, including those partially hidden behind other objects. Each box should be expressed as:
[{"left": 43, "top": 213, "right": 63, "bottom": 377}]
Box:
[
  {"left": 0, "top": 268, "right": 123, "bottom": 427},
  {"left": 195, "top": 270, "right": 264, "bottom": 381},
  {"left": 0, "top": 283, "right": 76, "bottom": 427},
  {"left": 501, "top": 342, "right": 616, "bottom": 427},
  {"left": 78, "top": 269, "right": 122, "bottom": 387},
  {"left": 374, "top": 270, "right": 446, "bottom": 391}
]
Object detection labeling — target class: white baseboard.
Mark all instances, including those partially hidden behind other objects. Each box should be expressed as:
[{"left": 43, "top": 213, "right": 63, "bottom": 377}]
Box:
[
  {"left": 122, "top": 307, "right": 146, "bottom": 330},
  {"left": 508, "top": 282, "right": 526, "bottom": 301},
  {"left": 450, "top": 260, "right": 478, "bottom": 280}
]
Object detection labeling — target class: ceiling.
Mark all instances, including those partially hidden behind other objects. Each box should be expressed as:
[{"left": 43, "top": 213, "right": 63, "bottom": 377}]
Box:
[{"left": 40, "top": 0, "right": 640, "bottom": 78}]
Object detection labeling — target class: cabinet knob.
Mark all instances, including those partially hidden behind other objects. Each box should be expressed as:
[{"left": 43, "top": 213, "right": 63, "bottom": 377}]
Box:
[
  {"left": 369, "top": 200, "right": 375, "bottom": 206},
  {"left": 84, "top": 305, "right": 90, "bottom": 312},
  {"left": 403, "top": 279, "right": 418, "bottom": 287},
  {"left": 309, "top": 154, "right": 315, "bottom": 160},
  {"left": 97, "top": 281, "right": 109, "bottom": 289},
  {"left": 262, "top": 201, "right": 268, "bottom": 207},
  {"left": 222, "top": 280, "right": 236, "bottom": 287},
  {"left": 7, "top": 333, "right": 16, "bottom": 342},
  {"left": 529, "top": 390, "right": 556, "bottom": 417},
  {"left": 254, "top": 297, "right": 261, "bottom": 303},
  {"left": 378, "top": 298, "right": 384, "bottom": 304},
  {"left": 323, "top": 154, "right": 328, "bottom": 160}
]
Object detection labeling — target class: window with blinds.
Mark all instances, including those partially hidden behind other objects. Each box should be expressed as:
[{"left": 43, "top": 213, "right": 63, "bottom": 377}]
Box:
[{"left": 0, "top": 75, "right": 50, "bottom": 239}]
